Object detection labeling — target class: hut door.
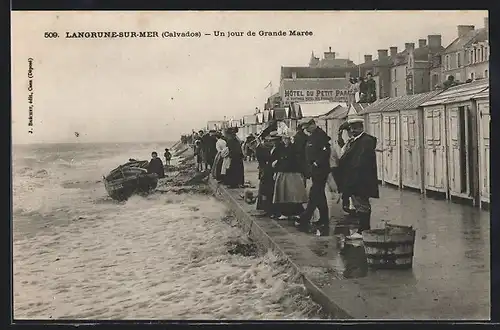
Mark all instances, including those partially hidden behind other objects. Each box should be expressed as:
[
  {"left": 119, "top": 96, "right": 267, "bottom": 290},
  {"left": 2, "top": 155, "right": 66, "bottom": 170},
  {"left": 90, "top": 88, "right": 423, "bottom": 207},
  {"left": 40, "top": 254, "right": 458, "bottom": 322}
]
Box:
[
  {"left": 402, "top": 113, "right": 419, "bottom": 188},
  {"left": 448, "top": 107, "right": 468, "bottom": 195},
  {"left": 424, "top": 109, "right": 446, "bottom": 192},
  {"left": 384, "top": 115, "right": 399, "bottom": 186},
  {"left": 369, "top": 115, "right": 383, "bottom": 181},
  {"left": 479, "top": 105, "right": 490, "bottom": 202}
]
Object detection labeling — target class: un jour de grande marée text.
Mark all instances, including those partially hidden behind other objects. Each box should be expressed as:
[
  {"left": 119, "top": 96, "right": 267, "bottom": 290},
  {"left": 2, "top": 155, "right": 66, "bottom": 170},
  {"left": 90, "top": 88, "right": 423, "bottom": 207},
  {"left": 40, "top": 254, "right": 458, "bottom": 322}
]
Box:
[{"left": 42, "top": 30, "right": 313, "bottom": 39}]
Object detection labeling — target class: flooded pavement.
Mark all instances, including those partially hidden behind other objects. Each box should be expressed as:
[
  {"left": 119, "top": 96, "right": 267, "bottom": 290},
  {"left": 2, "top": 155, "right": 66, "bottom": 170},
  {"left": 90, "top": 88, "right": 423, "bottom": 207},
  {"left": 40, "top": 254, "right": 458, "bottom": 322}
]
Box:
[
  {"left": 13, "top": 144, "right": 327, "bottom": 320},
  {"left": 217, "top": 161, "right": 490, "bottom": 320}
]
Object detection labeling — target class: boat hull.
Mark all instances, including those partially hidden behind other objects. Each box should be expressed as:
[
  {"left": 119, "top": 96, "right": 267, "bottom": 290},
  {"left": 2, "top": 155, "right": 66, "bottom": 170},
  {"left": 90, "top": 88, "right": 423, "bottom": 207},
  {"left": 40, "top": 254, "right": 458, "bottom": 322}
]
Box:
[{"left": 104, "top": 173, "right": 158, "bottom": 201}]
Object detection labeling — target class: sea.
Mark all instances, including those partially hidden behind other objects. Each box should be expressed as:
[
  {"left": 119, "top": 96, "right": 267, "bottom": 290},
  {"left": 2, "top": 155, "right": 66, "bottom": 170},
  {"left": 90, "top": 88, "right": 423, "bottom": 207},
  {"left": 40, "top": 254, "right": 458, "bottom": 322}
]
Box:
[{"left": 12, "top": 142, "right": 323, "bottom": 320}]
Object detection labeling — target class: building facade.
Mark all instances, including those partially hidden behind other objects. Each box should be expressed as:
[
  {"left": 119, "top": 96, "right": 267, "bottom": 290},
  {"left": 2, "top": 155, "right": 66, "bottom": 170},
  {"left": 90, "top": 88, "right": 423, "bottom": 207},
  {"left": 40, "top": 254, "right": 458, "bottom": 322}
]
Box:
[
  {"left": 390, "top": 35, "right": 444, "bottom": 97},
  {"left": 309, "top": 47, "right": 357, "bottom": 68},
  {"left": 464, "top": 18, "right": 489, "bottom": 81},
  {"left": 279, "top": 67, "right": 353, "bottom": 106},
  {"left": 441, "top": 25, "right": 480, "bottom": 83}
]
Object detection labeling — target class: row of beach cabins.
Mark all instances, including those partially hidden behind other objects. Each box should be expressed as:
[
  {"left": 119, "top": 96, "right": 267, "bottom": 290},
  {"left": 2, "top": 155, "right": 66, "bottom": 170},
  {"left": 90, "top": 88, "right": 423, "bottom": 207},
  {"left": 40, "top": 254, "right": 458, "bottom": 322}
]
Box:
[{"left": 206, "top": 79, "right": 490, "bottom": 209}]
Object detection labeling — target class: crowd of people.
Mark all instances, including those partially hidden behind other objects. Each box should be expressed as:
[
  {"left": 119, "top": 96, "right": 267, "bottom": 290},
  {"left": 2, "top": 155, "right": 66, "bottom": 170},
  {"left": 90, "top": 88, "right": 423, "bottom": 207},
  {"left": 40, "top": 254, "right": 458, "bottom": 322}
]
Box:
[
  {"left": 182, "top": 116, "right": 379, "bottom": 238},
  {"left": 347, "top": 72, "right": 377, "bottom": 104},
  {"left": 253, "top": 117, "right": 379, "bottom": 237}
]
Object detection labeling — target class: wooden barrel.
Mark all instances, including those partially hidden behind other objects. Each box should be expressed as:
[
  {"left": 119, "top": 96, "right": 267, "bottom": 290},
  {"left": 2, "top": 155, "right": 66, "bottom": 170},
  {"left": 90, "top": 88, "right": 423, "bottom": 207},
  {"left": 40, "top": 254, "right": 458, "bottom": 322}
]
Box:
[{"left": 362, "top": 224, "right": 416, "bottom": 269}]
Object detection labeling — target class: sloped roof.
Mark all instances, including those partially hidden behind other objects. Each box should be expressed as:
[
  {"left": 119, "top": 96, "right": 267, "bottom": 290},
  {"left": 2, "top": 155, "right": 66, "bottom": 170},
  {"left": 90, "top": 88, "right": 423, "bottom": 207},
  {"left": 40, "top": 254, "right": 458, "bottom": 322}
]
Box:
[
  {"left": 281, "top": 78, "right": 349, "bottom": 91},
  {"left": 421, "top": 79, "right": 489, "bottom": 106},
  {"left": 316, "top": 58, "right": 356, "bottom": 68},
  {"left": 472, "top": 87, "right": 489, "bottom": 99},
  {"left": 243, "top": 115, "right": 257, "bottom": 125},
  {"left": 393, "top": 49, "right": 410, "bottom": 65},
  {"left": 322, "top": 105, "right": 349, "bottom": 119},
  {"left": 272, "top": 108, "right": 288, "bottom": 120},
  {"left": 358, "top": 97, "right": 394, "bottom": 114},
  {"left": 296, "top": 101, "right": 346, "bottom": 118},
  {"left": 464, "top": 28, "right": 488, "bottom": 48},
  {"left": 378, "top": 90, "right": 444, "bottom": 112},
  {"left": 444, "top": 29, "right": 480, "bottom": 54},
  {"left": 281, "top": 66, "right": 356, "bottom": 79},
  {"left": 413, "top": 45, "right": 445, "bottom": 61}
]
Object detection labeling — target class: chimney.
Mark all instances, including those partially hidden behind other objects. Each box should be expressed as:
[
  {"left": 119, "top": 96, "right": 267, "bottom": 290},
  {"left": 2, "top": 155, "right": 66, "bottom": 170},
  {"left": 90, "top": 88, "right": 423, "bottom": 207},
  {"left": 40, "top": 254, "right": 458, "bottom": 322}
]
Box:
[
  {"left": 405, "top": 43, "right": 415, "bottom": 51},
  {"left": 418, "top": 39, "right": 427, "bottom": 48},
  {"left": 457, "top": 25, "right": 475, "bottom": 37},
  {"left": 428, "top": 35, "right": 442, "bottom": 48},
  {"left": 484, "top": 17, "right": 489, "bottom": 33},
  {"left": 389, "top": 46, "right": 398, "bottom": 57},
  {"left": 324, "top": 47, "right": 336, "bottom": 60},
  {"left": 364, "top": 54, "right": 372, "bottom": 63},
  {"left": 377, "top": 49, "right": 388, "bottom": 60}
]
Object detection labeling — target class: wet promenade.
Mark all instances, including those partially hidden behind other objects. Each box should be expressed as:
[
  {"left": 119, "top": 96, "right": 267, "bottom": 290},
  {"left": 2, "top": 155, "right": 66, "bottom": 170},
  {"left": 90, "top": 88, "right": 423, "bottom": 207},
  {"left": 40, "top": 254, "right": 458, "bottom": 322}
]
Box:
[{"left": 210, "top": 161, "right": 490, "bottom": 320}]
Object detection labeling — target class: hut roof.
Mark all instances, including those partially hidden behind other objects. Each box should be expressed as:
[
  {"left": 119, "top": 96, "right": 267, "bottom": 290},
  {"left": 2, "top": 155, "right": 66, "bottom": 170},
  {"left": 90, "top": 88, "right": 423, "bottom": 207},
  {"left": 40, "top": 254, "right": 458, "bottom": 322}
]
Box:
[
  {"left": 421, "top": 79, "right": 489, "bottom": 106},
  {"left": 272, "top": 108, "right": 288, "bottom": 120},
  {"left": 472, "top": 87, "right": 489, "bottom": 99},
  {"left": 296, "top": 101, "right": 347, "bottom": 118},
  {"left": 323, "top": 105, "right": 349, "bottom": 119},
  {"left": 358, "top": 98, "right": 393, "bottom": 114},
  {"left": 379, "top": 90, "right": 444, "bottom": 112},
  {"left": 243, "top": 115, "right": 257, "bottom": 125}
]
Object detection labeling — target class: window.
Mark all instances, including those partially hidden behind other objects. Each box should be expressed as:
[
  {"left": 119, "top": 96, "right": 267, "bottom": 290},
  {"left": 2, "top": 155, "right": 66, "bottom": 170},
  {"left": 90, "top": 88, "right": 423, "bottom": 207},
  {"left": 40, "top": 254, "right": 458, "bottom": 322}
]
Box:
[
  {"left": 431, "top": 74, "right": 439, "bottom": 88},
  {"left": 292, "top": 72, "right": 297, "bottom": 79},
  {"left": 394, "top": 87, "right": 398, "bottom": 97},
  {"left": 485, "top": 70, "right": 488, "bottom": 78},
  {"left": 471, "top": 72, "right": 474, "bottom": 80},
  {"left": 457, "top": 52, "right": 461, "bottom": 67},
  {"left": 470, "top": 50, "right": 474, "bottom": 64},
  {"left": 393, "top": 69, "right": 397, "bottom": 81}
]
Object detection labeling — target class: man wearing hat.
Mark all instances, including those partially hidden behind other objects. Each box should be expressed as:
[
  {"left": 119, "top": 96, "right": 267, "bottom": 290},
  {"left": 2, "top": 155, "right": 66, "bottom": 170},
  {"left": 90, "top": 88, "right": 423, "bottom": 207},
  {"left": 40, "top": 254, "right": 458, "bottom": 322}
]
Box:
[
  {"left": 338, "top": 117, "right": 379, "bottom": 235},
  {"left": 255, "top": 131, "right": 281, "bottom": 217},
  {"left": 293, "top": 122, "right": 308, "bottom": 182},
  {"left": 297, "top": 118, "right": 332, "bottom": 236}
]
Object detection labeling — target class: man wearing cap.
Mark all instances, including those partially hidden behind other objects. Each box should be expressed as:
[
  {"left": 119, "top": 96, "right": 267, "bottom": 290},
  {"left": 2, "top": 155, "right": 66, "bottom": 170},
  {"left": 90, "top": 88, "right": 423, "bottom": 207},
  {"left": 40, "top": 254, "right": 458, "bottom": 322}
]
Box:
[
  {"left": 338, "top": 117, "right": 379, "bottom": 234},
  {"left": 292, "top": 122, "right": 308, "bottom": 183},
  {"left": 297, "top": 118, "right": 332, "bottom": 236}
]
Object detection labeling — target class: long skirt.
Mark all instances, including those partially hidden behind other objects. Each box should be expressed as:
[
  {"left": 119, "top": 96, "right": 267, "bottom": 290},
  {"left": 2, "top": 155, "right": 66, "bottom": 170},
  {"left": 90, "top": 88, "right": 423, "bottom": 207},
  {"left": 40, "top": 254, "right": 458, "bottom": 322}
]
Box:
[
  {"left": 273, "top": 172, "right": 308, "bottom": 204},
  {"left": 256, "top": 170, "right": 275, "bottom": 214},
  {"left": 272, "top": 172, "right": 307, "bottom": 217},
  {"left": 211, "top": 152, "right": 224, "bottom": 181},
  {"left": 224, "top": 157, "right": 244, "bottom": 187}
]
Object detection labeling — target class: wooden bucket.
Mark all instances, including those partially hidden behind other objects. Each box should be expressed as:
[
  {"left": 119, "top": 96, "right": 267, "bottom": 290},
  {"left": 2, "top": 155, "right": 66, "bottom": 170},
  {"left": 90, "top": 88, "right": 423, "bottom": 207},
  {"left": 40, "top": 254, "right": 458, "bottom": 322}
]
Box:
[{"left": 362, "top": 224, "right": 416, "bottom": 269}]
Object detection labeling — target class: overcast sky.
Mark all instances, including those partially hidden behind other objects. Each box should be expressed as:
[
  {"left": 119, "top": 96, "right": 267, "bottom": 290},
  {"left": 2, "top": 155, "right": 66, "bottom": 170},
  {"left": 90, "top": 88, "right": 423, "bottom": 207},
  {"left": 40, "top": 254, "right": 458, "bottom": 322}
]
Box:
[{"left": 11, "top": 10, "right": 487, "bottom": 144}]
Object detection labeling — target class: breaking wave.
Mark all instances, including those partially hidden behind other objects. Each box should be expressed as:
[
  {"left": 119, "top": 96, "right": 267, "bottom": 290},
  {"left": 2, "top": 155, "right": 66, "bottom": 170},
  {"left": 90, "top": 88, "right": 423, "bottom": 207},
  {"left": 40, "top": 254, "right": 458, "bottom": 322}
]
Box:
[{"left": 12, "top": 143, "right": 324, "bottom": 320}]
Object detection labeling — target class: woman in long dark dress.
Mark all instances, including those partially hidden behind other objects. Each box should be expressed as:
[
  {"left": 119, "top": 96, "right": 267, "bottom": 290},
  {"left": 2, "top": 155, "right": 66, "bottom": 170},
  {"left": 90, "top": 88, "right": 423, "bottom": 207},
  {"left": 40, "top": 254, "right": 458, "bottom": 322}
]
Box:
[
  {"left": 255, "top": 134, "right": 280, "bottom": 217},
  {"left": 223, "top": 129, "right": 245, "bottom": 188},
  {"left": 272, "top": 133, "right": 308, "bottom": 219}
]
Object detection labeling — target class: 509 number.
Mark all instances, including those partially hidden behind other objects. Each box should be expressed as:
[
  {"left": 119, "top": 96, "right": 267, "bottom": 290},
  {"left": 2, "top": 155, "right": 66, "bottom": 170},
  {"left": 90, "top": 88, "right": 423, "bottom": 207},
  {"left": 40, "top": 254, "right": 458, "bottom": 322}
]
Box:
[{"left": 44, "top": 32, "right": 59, "bottom": 38}]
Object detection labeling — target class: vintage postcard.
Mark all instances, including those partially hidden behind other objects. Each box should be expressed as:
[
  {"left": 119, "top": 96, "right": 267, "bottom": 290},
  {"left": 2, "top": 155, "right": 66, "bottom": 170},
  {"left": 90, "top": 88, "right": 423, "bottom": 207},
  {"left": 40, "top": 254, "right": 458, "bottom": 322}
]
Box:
[{"left": 11, "top": 10, "right": 490, "bottom": 321}]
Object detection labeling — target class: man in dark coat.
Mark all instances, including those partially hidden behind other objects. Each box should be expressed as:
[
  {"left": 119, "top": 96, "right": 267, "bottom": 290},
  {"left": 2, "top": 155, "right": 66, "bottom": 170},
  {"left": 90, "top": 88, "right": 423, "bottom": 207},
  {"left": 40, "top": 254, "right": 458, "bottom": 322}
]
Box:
[
  {"left": 297, "top": 119, "right": 332, "bottom": 236},
  {"left": 147, "top": 151, "right": 165, "bottom": 178},
  {"left": 292, "top": 123, "right": 308, "bottom": 183},
  {"left": 358, "top": 77, "right": 368, "bottom": 103},
  {"left": 338, "top": 117, "right": 379, "bottom": 233},
  {"left": 366, "top": 72, "right": 377, "bottom": 103}
]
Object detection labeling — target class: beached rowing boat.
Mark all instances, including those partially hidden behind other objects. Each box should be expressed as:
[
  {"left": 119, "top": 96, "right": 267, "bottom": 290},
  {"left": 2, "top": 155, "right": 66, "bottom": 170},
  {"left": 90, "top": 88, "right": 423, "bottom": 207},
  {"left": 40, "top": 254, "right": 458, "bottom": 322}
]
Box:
[{"left": 103, "top": 160, "right": 158, "bottom": 201}]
